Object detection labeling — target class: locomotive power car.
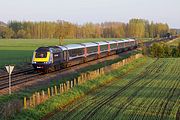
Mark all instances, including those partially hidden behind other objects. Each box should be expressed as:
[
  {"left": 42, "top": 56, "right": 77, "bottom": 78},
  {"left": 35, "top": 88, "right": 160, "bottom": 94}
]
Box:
[{"left": 32, "top": 39, "right": 138, "bottom": 72}]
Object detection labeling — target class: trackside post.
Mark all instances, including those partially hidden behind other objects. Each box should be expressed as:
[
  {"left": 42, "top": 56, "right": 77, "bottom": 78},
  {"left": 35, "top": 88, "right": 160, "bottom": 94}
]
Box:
[{"left": 5, "top": 65, "right": 14, "bottom": 94}]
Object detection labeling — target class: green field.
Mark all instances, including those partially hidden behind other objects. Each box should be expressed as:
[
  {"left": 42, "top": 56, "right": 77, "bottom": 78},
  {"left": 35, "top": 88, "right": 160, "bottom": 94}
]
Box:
[
  {"left": 48, "top": 58, "right": 180, "bottom": 120},
  {"left": 0, "top": 38, "right": 121, "bottom": 68}
]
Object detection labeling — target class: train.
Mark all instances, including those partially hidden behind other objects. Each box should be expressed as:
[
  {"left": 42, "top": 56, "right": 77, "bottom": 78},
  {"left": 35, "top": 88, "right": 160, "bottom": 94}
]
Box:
[{"left": 32, "top": 39, "right": 138, "bottom": 73}]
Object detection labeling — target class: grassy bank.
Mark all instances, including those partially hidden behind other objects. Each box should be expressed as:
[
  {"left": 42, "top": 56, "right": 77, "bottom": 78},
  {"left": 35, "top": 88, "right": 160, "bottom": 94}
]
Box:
[{"left": 12, "top": 56, "right": 150, "bottom": 120}]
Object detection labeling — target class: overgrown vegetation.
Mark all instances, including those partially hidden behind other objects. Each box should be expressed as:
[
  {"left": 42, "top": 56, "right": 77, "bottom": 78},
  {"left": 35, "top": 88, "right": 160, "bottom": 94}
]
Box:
[{"left": 143, "top": 41, "right": 180, "bottom": 58}]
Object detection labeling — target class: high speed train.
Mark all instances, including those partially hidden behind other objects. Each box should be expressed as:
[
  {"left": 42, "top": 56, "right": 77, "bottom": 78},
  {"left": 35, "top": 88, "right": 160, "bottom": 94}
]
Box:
[{"left": 32, "top": 39, "right": 138, "bottom": 72}]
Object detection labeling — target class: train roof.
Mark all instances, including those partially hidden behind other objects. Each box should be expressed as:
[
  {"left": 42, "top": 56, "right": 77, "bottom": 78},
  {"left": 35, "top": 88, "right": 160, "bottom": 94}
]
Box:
[
  {"left": 94, "top": 41, "right": 108, "bottom": 45},
  {"left": 113, "top": 40, "right": 125, "bottom": 43},
  {"left": 127, "top": 38, "right": 135, "bottom": 41},
  {"left": 36, "top": 39, "right": 136, "bottom": 52},
  {"left": 106, "top": 40, "right": 117, "bottom": 44},
  {"left": 123, "top": 38, "right": 135, "bottom": 42},
  {"left": 64, "top": 44, "right": 85, "bottom": 50},
  {"left": 121, "top": 39, "right": 130, "bottom": 42},
  {"left": 58, "top": 46, "right": 68, "bottom": 51},
  {"left": 81, "top": 42, "right": 98, "bottom": 47},
  {"left": 36, "top": 46, "right": 60, "bottom": 52},
  {"left": 35, "top": 47, "right": 48, "bottom": 52}
]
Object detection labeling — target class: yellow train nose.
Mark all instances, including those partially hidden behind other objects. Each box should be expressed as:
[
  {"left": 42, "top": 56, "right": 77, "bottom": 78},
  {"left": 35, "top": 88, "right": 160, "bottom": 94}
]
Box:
[{"left": 33, "top": 52, "right": 50, "bottom": 62}]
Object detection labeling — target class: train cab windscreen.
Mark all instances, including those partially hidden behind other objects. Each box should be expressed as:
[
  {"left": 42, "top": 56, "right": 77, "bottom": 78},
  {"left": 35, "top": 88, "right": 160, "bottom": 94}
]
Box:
[{"left": 35, "top": 52, "right": 47, "bottom": 58}]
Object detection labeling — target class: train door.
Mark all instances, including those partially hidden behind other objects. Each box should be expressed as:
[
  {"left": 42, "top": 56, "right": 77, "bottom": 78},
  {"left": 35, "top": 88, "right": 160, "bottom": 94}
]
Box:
[{"left": 63, "top": 50, "right": 68, "bottom": 62}]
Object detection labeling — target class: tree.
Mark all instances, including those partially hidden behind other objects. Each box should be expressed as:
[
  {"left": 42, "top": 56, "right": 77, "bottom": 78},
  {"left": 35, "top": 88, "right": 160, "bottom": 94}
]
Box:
[
  {"left": 149, "top": 42, "right": 180, "bottom": 58},
  {"left": 17, "top": 29, "right": 26, "bottom": 38},
  {"left": 0, "top": 26, "right": 14, "bottom": 38},
  {"left": 171, "top": 48, "right": 178, "bottom": 57},
  {"left": 162, "top": 43, "right": 171, "bottom": 57},
  {"left": 0, "top": 19, "right": 170, "bottom": 39},
  {"left": 128, "top": 19, "right": 145, "bottom": 38},
  {"left": 149, "top": 22, "right": 155, "bottom": 38},
  {"left": 150, "top": 43, "right": 164, "bottom": 58},
  {"left": 8, "top": 21, "right": 23, "bottom": 37}
]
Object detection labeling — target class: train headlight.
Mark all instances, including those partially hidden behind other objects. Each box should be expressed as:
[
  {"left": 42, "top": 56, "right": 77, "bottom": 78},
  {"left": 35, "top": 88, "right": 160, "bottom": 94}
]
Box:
[
  {"left": 32, "top": 61, "right": 36, "bottom": 64},
  {"left": 44, "top": 61, "right": 51, "bottom": 64}
]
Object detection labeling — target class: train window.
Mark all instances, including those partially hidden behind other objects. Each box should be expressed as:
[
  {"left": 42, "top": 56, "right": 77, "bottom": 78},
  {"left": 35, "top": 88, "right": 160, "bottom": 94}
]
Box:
[
  {"left": 35, "top": 52, "right": 47, "bottom": 58},
  {"left": 125, "top": 42, "right": 128, "bottom": 47},
  {"left": 69, "top": 48, "right": 84, "bottom": 57},
  {"left": 87, "top": 46, "right": 98, "bottom": 54},
  {"left": 119, "top": 43, "right": 124, "bottom": 48},
  {"left": 110, "top": 43, "right": 117, "bottom": 49},
  {"left": 100, "top": 45, "right": 108, "bottom": 51}
]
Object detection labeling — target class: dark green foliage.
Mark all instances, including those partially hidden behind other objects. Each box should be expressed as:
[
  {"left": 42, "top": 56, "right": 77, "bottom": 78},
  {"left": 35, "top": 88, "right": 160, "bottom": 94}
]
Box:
[
  {"left": 149, "top": 42, "right": 180, "bottom": 58},
  {"left": 178, "top": 42, "right": 180, "bottom": 56},
  {"left": 171, "top": 48, "right": 178, "bottom": 57},
  {"left": 163, "top": 43, "right": 171, "bottom": 57}
]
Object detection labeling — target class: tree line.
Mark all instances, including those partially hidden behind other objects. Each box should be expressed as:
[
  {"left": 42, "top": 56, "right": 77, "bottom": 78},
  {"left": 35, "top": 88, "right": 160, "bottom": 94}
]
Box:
[
  {"left": 144, "top": 42, "right": 180, "bottom": 58},
  {"left": 0, "top": 19, "right": 177, "bottom": 39}
]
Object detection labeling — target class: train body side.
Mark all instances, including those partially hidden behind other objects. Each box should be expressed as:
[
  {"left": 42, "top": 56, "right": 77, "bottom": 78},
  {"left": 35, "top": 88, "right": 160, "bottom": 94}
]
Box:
[{"left": 32, "top": 39, "right": 137, "bottom": 72}]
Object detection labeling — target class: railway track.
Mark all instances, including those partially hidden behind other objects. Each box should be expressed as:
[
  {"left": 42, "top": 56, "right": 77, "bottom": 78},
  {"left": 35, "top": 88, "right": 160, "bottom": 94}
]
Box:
[
  {"left": 0, "top": 68, "right": 38, "bottom": 90},
  {"left": 0, "top": 66, "right": 34, "bottom": 79},
  {"left": 0, "top": 65, "right": 73, "bottom": 90}
]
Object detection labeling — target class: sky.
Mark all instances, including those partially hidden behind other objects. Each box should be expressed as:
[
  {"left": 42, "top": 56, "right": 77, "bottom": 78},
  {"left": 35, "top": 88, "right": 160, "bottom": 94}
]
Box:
[{"left": 0, "top": 0, "right": 180, "bottom": 28}]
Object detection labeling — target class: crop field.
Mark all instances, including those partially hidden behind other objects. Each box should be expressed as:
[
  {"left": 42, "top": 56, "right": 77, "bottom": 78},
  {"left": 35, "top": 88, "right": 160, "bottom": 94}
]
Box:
[
  {"left": 49, "top": 58, "right": 180, "bottom": 120},
  {"left": 0, "top": 38, "right": 120, "bottom": 68}
]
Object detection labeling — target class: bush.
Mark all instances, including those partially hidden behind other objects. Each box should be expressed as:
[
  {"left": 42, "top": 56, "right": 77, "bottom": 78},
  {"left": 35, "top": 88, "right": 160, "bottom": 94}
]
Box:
[{"left": 149, "top": 42, "right": 180, "bottom": 58}]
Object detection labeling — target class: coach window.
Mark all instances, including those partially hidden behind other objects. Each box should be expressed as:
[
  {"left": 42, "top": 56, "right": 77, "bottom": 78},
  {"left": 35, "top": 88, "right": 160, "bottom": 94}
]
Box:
[
  {"left": 119, "top": 43, "right": 123, "bottom": 48},
  {"left": 87, "top": 46, "right": 98, "bottom": 54},
  {"left": 110, "top": 43, "right": 117, "bottom": 49},
  {"left": 69, "top": 50, "right": 75, "bottom": 57},
  {"left": 100, "top": 45, "right": 108, "bottom": 51}
]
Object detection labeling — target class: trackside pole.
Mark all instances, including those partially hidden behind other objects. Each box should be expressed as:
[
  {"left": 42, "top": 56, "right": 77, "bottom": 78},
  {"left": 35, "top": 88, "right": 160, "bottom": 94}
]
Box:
[
  {"left": 9, "top": 73, "right": 11, "bottom": 94},
  {"left": 5, "top": 65, "right": 14, "bottom": 94}
]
